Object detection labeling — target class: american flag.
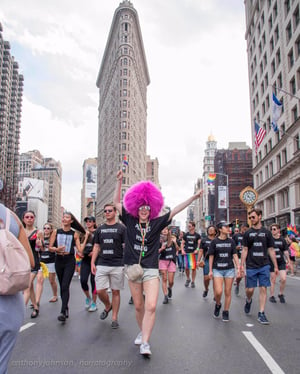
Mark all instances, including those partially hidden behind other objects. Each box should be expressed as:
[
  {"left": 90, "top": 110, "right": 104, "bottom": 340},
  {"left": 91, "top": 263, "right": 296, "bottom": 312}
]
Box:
[{"left": 254, "top": 121, "right": 266, "bottom": 154}]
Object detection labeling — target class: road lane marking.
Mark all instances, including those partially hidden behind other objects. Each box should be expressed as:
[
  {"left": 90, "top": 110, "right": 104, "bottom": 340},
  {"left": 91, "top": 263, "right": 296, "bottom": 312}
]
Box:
[
  {"left": 242, "top": 331, "right": 285, "bottom": 374},
  {"left": 20, "top": 323, "right": 36, "bottom": 332}
]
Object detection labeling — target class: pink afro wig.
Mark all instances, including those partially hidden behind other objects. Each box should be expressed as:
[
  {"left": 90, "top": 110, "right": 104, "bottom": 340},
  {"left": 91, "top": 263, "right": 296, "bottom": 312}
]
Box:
[{"left": 124, "top": 181, "right": 164, "bottom": 219}]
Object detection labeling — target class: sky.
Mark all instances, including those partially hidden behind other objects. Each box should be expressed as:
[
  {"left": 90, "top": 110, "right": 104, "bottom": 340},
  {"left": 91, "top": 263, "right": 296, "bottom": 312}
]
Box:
[{"left": 0, "top": 0, "right": 252, "bottom": 228}]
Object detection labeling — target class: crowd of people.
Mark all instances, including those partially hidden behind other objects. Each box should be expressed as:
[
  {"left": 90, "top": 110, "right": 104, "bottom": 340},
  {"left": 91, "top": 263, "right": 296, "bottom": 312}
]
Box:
[{"left": 1, "top": 173, "right": 299, "bottom": 370}]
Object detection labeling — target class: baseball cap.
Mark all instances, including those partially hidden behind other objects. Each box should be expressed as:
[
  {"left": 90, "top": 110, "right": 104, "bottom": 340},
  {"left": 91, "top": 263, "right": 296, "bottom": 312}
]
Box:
[
  {"left": 84, "top": 216, "right": 95, "bottom": 222},
  {"left": 217, "top": 221, "right": 232, "bottom": 229}
]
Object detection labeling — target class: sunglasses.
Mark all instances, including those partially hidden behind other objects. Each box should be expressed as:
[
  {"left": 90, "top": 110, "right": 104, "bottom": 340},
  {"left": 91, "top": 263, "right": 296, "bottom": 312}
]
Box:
[
  {"left": 24, "top": 215, "right": 34, "bottom": 219},
  {"left": 139, "top": 206, "right": 150, "bottom": 211},
  {"left": 104, "top": 209, "right": 113, "bottom": 213},
  {"left": 271, "top": 228, "right": 278, "bottom": 231},
  {"left": 44, "top": 227, "right": 51, "bottom": 230},
  {"left": 249, "top": 216, "right": 256, "bottom": 219}
]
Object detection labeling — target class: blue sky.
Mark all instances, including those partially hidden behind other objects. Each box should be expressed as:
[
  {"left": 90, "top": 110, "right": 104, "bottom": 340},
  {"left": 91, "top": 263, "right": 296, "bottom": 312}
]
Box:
[{"left": 0, "top": 0, "right": 251, "bottom": 227}]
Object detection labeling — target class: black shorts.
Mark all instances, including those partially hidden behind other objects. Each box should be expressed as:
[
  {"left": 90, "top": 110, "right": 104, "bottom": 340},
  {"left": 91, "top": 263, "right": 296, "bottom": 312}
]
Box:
[{"left": 270, "top": 261, "right": 286, "bottom": 272}]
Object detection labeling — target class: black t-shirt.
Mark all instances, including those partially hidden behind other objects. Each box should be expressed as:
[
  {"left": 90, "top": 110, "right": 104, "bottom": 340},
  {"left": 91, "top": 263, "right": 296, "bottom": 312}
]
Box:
[
  {"left": 54, "top": 229, "right": 76, "bottom": 256},
  {"left": 271, "top": 236, "right": 288, "bottom": 266},
  {"left": 242, "top": 227, "right": 275, "bottom": 269},
  {"left": 208, "top": 237, "right": 237, "bottom": 270},
  {"left": 232, "top": 233, "right": 244, "bottom": 248},
  {"left": 82, "top": 231, "right": 96, "bottom": 259},
  {"left": 200, "top": 237, "right": 212, "bottom": 259},
  {"left": 183, "top": 232, "right": 201, "bottom": 253},
  {"left": 94, "top": 223, "right": 126, "bottom": 266},
  {"left": 159, "top": 242, "right": 177, "bottom": 263},
  {"left": 40, "top": 237, "right": 55, "bottom": 263},
  {"left": 120, "top": 206, "right": 171, "bottom": 269}
]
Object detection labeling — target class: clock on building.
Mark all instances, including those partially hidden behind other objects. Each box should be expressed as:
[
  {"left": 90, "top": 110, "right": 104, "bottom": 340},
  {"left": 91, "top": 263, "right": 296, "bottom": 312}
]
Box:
[{"left": 239, "top": 186, "right": 258, "bottom": 207}]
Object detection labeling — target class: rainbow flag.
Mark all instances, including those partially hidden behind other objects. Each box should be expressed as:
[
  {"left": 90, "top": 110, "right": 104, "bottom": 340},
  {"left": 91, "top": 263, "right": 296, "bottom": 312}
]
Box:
[
  {"left": 184, "top": 253, "right": 196, "bottom": 270},
  {"left": 123, "top": 155, "right": 128, "bottom": 166},
  {"left": 287, "top": 224, "right": 298, "bottom": 236},
  {"left": 207, "top": 173, "right": 216, "bottom": 184}
]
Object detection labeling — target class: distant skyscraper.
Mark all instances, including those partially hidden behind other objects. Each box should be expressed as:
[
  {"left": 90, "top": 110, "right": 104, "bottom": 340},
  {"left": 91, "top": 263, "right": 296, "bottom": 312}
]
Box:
[
  {"left": 146, "top": 155, "right": 159, "bottom": 186},
  {"left": 0, "top": 23, "right": 24, "bottom": 210},
  {"left": 202, "top": 135, "right": 217, "bottom": 226},
  {"left": 81, "top": 157, "right": 97, "bottom": 222},
  {"left": 18, "top": 150, "right": 62, "bottom": 228},
  {"left": 96, "top": 0, "right": 150, "bottom": 220},
  {"left": 244, "top": 0, "right": 300, "bottom": 228}
]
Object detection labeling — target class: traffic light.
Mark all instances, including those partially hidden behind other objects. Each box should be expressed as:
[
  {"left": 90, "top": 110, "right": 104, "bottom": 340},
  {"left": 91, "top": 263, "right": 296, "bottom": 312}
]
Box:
[{"left": 235, "top": 218, "right": 239, "bottom": 228}]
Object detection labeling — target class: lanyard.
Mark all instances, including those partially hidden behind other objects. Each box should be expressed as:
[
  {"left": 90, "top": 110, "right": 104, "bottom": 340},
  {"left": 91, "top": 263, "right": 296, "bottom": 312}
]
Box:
[{"left": 138, "top": 222, "right": 149, "bottom": 257}]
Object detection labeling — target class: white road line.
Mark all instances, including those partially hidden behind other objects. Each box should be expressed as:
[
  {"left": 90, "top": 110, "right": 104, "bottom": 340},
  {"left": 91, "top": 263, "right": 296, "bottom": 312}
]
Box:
[
  {"left": 242, "top": 331, "right": 285, "bottom": 374},
  {"left": 19, "top": 322, "right": 35, "bottom": 332}
]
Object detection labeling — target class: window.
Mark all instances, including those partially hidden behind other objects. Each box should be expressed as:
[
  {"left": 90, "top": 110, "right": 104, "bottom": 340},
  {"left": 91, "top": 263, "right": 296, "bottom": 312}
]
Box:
[
  {"left": 273, "top": 2, "right": 278, "bottom": 19},
  {"left": 274, "top": 25, "right": 279, "bottom": 43},
  {"left": 286, "top": 22, "right": 292, "bottom": 42},
  {"left": 124, "top": 23, "right": 128, "bottom": 32},
  {"left": 265, "top": 165, "right": 269, "bottom": 179},
  {"left": 294, "top": 5, "right": 300, "bottom": 28},
  {"left": 121, "top": 143, "right": 126, "bottom": 151},
  {"left": 290, "top": 76, "right": 296, "bottom": 95},
  {"left": 271, "top": 59, "right": 276, "bottom": 76},
  {"left": 269, "top": 15, "right": 273, "bottom": 31},
  {"left": 292, "top": 106, "right": 298, "bottom": 122},
  {"left": 123, "top": 69, "right": 127, "bottom": 76},
  {"left": 122, "top": 100, "right": 127, "bottom": 107},
  {"left": 282, "top": 148, "right": 287, "bottom": 165},
  {"left": 267, "top": 196, "right": 275, "bottom": 214},
  {"left": 263, "top": 53, "right": 267, "bottom": 67},
  {"left": 269, "top": 161, "right": 273, "bottom": 176},
  {"left": 123, "top": 79, "right": 127, "bottom": 87},
  {"left": 277, "top": 154, "right": 281, "bottom": 169},
  {"left": 276, "top": 49, "right": 281, "bottom": 65},
  {"left": 270, "top": 37, "right": 274, "bottom": 53},
  {"left": 295, "top": 134, "right": 300, "bottom": 151},
  {"left": 260, "top": 62, "right": 263, "bottom": 76},
  {"left": 122, "top": 89, "right": 127, "bottom": 96},
  {"left": 262, "top": 32, "right": 266, "bottom": 46},
  {"left": 277, "top": 72, "right": 283, "bottom": 88},
  {"left": 288, "top": 49, "right": 294, "bottom": 69},
  {"left": 296, "top": 37, "right": 300, "bottom": 59},
  {"left": 285, "top": 0, "right": 291, "bottom": 16}
]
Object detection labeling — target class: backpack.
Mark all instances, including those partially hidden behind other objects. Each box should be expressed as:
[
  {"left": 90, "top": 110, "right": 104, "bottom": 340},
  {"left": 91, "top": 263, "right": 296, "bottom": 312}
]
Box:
[{"left": 0, "top": 208, "right": 31, "bottom": 295}]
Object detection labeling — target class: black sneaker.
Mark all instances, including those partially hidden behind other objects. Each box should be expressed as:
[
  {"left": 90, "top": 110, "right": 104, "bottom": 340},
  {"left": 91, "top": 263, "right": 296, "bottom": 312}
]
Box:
[
  {"left": 213, "top": 303, "right": 222, "bottom": 318},
  {"left": 257, "top": 312, "right": 269, "bottom": 325},
  {"left": 163, "top": 295, "right": 168, "bottom": 304},
  {"left": 191, "top": 282, "right": 195, "bottom": 288},
  {"left": 168, "top": 287, "right": 172, "bottom": 299},
  {"left": 202, "top": 290, "right": 208, "bottom": 298},
  {"left": 278, "top": 294, "right": 285, "bottom": 303},
  {"left": 269, "top": 296, "right": 277, "bottom": 303},
  {"left": 128, "top": 296, "right": 133, "bottom": 305},
  {"left": 57, "top": 313, "right": 66, "bottom": 322},
  {"left": 222, "top": 310, "right": 229, "bottom": 322},
  {"left": 185, "top": 279, "right": 191, "bottom": 287},
  {"left": 244, "top": 298, "right": 252, "bottom": 314}
]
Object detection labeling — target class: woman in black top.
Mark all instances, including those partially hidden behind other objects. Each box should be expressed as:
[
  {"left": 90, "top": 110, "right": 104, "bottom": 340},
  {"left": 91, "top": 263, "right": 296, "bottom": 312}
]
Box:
[
  {"left": 39, "top": 223, "right": 58, "bottom": 303},
  {"left": 114, "top": 170, "right": 202, "bottom": 356},
  {"left": 22, "top": 210, "right": 43, "bottom": 318},
  {"left": 49, "top": 212, "right": 82, "bottom": 322}
]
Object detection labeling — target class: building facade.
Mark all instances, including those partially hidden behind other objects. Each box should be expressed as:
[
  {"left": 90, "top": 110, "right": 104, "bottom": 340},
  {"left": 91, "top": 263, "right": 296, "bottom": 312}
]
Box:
[
  {"left": 96, "top": 0, "right": 150, "bottom": 221},
  {"left": 0, "top": 23, "right": 24, "bottom": 210},
  {"left": 18, "top": 150, "right": 62, "bottom": 228},
  {"left": 202, "top": 135, "right": 218, "bottom": 228},
  {"left": 146, "top": 155, "right": 159, "bottom": 186},
  {"left": 214, "top": 143, "right": 253, "bottom": 224},
  {"left": 245, "top": 0, "right": 300, "bottom": 229},
  {"left": 81, "top": 157, "right": 97, "bottom": 222}
]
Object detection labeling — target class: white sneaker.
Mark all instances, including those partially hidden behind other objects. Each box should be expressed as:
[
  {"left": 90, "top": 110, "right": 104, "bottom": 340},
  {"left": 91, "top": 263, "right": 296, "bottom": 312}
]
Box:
[
  {"left": 134, "top": 332, "right": 142, "bottom": 345},
  {"left": 88, "top": 302, "right": 97, "bottom": 312},
  {"left": 85, "top": 298, "right": 91, "bottom": 310},
  {"left": 140, "top": 342, "right": 151, "bottom": 356}
]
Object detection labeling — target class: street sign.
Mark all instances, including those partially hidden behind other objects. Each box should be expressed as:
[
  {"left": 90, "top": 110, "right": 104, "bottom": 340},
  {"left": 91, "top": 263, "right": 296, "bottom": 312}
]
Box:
[{"left": 205, "top": 215, "right": 211, "bottom": 221}]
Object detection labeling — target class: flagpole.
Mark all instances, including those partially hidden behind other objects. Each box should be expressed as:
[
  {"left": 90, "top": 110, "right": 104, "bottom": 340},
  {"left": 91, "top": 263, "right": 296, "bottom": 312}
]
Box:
[{"left": 271, "top": 85, "right": 300, "bottom": 101}]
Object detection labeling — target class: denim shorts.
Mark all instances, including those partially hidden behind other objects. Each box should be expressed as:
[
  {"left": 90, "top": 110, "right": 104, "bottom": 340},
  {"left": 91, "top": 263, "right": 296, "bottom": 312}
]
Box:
[
  {"left": 246, "top": 265, "right": 271, "bottom": 288},
  {"left": 213, "top": 268, "right": 235, "bottom": 278},
  {"left": 125, "top": 266, "right": 159, "bottom": 284},
  {"left": 203, "top": 259, "right": 209, "bottom": 276}
]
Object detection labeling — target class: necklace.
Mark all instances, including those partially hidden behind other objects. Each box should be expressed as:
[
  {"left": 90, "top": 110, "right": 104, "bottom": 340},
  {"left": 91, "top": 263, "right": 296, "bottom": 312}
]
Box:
[{"left": 138, "top": 221, "right": 149, "bottom": 257}]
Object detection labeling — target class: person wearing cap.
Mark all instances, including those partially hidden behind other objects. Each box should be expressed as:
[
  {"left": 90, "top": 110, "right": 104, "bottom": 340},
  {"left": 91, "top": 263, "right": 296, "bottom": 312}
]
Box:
[
  {"left": 91, "top": 204, "right": 126, "bottom": 329},
  {"left": 79, "top": 216, "right": 97, "bottom": 312},
  {"left": 208, "top": 221, "right": 240, "bottom": 322},
  {"left": 114, "top": 170, "right": 203, "bottom": 357},
  {"left": 241, "top": 208, "right": 278, "bottom": 325}
]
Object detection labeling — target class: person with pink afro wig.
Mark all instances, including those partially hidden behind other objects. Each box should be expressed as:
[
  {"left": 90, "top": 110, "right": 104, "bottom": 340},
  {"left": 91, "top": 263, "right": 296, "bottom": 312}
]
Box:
[{"left": 113, "top": 170, "right": 203, "bottom": 357}]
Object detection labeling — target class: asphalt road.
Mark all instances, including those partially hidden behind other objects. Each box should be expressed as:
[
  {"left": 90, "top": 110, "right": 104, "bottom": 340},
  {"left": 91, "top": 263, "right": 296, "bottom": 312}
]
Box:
[{"left": 8, "top": 269, "right": 300, "bottom": 374}]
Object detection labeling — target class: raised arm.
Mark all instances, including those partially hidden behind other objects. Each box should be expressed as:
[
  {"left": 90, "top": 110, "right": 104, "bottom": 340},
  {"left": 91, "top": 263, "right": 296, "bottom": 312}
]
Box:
[
  {"left": 113, "top": 170, "right": 123, "bottom": 215},
  {"left": 169, "top": 190, "right": 203, "bottom": 221}
]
